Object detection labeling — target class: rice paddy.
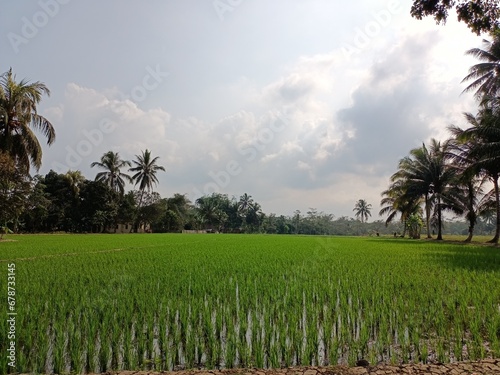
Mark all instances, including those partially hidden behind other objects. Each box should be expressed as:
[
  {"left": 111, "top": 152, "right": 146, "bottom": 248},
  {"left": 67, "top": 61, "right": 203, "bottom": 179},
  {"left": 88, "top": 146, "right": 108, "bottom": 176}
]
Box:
[{"left": 1, "top": 234, "right": 499, "bottom": 374}]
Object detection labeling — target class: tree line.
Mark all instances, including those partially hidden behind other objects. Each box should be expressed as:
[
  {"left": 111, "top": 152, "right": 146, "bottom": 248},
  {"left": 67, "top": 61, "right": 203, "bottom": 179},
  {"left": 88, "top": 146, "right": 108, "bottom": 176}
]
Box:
[
  {"left": 0, "top": 152, "right": 398, "bottom": 234},
  {"left": 1, "top": 155, "right": 489, "bottom": 235}
]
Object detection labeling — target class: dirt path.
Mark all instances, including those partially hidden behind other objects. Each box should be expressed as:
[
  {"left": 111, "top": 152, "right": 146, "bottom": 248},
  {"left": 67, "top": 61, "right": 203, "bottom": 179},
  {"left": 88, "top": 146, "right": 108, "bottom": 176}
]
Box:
[{"left": 86, "top": 360, "right": 500, "bottom": 375}]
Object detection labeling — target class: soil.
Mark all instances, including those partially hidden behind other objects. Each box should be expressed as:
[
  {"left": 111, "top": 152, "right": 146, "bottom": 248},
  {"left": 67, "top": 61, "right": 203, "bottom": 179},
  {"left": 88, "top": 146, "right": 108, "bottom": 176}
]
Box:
[{"left": 85, "top": 360, "right": 500, "bottom": 375}]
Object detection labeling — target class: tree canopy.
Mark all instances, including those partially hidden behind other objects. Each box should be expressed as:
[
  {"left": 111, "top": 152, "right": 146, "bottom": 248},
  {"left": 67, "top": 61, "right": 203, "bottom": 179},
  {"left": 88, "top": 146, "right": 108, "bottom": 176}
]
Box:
[
  {"left": 410, "top": 0, "right": 500, "bottom": 35},
  {"left": 0, "top": 68, "right": 55, "bottom": 173}
]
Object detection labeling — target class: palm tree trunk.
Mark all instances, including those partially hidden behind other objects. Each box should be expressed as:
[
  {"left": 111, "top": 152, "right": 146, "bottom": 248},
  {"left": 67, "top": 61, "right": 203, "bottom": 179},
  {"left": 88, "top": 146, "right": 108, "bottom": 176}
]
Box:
[
  {"left": 437, "top": 194, "right": 443, "bottom": 240},
  {"left": 465, "top": 224, "right": 474, "bottom": 242},
  {"left": 425, "top": 195, "right": 432, "bottom": 238},
  {"left": 138, "top": 189, "right": 145, "bottom": 208},
  {"left": 488, "top": 174, "right": 500, "bottom": 244},
  {"left": 465, "top": 189, "right": 475, "bottom": 243},
  {"left": 133, "top": 189, "right": 145, "bottom": 233}
]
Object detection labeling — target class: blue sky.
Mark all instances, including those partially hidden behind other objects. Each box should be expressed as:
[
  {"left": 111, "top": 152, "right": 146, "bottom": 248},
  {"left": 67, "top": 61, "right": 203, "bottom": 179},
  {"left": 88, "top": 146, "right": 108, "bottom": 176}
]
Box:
[{"left": 1, "top": 0, "right": 485, "bottom": 218}]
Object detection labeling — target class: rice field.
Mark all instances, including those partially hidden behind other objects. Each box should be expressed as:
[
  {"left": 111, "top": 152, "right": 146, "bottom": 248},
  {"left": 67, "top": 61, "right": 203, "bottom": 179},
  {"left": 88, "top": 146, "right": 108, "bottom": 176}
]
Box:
[{"left": 1, "top": 234, "right": 499, "bottom": 374}]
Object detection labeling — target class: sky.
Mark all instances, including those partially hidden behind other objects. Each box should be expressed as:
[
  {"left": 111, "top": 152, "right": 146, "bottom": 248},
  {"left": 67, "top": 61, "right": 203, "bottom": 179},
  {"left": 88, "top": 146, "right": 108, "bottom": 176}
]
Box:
[{"left": 1, "top": 0, "right": 489, "bottom": 219}]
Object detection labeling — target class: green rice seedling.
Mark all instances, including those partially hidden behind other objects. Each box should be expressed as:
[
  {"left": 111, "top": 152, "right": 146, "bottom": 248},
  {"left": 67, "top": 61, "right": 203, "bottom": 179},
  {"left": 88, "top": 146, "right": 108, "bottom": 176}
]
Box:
[
  {"left": 128, "top": 320, "right": 139, "bottom": 369},
  {"left": 195, "top": 327, "right": 205, "bottom": 368},
  {"left": 237, "top": 312, "right": 250, "bottom": 367},
  {"left": 436, "top": 339, "right": 446, "bottom": 363},
  {"left": 347, "top": 343, "right": 358, "bottom": 366},
  {"left": 254, "top": 332, "right": 264, "bottom": 369},
  {"left": 488, "top": 314, "right": 500, "bottom": 357},
  {"left": 3, "top": 234, "right": 500, "bottom": 371},
  {"left": 104, "top": 337, "right": 113, "bottom": 372},
  {"left": 33, "top": 327, "right": 49, "bottom": 373},
  {"left": 138, "top": 321, "right": 149, "bottom": 370},
  {"left": 328, "top": 335, "right": 340, "bottom": 365},
  {"left": 225, "top": 332, "right": 237, "bottom": 369},
  {"left": 84, "top": 332, "right": 96, "bottom": 373},
  {"left": 202, "top": 315, "right": 215, "bottom": 368},
  {"left": 185, "top": 321, "right": 196, "bottom": 369},
  {"left": 268, "top": 331, "right": 281, "bottom": 368},
  {"left": 92, "top": 331, "right": 102, "bottom": 374},
  {"left": 77, "top": 337, "right": 88, "bottom": 375},
  {"left": 420, "top": 342, "right": 429, "bottom": 364},
  {"left": 277, "top": 323, "right": 289, "bottom": 366},
  {"left": 52, "top": 325, "right": 65, "bottom": 374},
  {"left": 213, "top": 331, "right": 222, "bottom": 369},
  {"left": 452, "top": 333, "right": 463, "bottom": 362}
]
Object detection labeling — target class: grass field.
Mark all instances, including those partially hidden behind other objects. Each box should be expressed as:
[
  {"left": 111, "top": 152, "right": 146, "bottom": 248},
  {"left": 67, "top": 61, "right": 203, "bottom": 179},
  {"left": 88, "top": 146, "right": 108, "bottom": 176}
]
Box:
[{"left": 1, "top": 234, "right": 500, "bottom": 374}]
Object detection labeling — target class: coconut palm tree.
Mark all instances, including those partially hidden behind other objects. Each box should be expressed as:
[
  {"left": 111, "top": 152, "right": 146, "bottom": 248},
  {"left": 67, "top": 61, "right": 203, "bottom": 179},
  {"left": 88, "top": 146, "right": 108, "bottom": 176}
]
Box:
[
  {"left": 353, "top": 199, "right": 372, "bottom": 223},
  {"left": 448, "top": 107, "right": 500, "bottom": 243},
  {"left": 446, "top": 175, "right": 494, "bottom": 242},
  {"left": 392, "top": 147, "right": 433, "bottom": 238},
  {"left": 238, "top": 193, "right": 254, "bottom": 230},
  {"left": 0, "top": 68, "right": 55, "bottom": 172},
  {"left": 129, "top": 149, "right": 165, "bottom": 207},
  {"left": 238, "top": 193, "right": 254, "bottom": 214},
  {"left": 446, "top": 134, "right": 496, "bottom": 242},
  {"left": 244, "top": 201, "right": 263, "bottom": 232},
  {"left": 391, "top": 139, "right": 455, "bottom": 240},
  {"left": 64, "top": 170, "right": 85, "bottom": 196},
  {"left": 462, "top": 31, "right": 500, "bottom": 99},
  {"left": 195, "top": 195, "right": 225, "bottom": 230},
  {"left": 90, "top": 151, "right": 132, "bottom": 195},
  {"left": 379, "top": 180, "right": 422, "bottom": 237}
]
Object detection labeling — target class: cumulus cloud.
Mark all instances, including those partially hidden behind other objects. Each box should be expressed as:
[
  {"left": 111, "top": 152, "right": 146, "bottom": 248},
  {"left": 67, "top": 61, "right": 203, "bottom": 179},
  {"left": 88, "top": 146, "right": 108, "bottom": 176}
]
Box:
[
  {"left": 42, "top": 83, "right": 174, "bottom": 178},
  {"left": 335, "top": 32, "right": 460, "bottom": 176}
]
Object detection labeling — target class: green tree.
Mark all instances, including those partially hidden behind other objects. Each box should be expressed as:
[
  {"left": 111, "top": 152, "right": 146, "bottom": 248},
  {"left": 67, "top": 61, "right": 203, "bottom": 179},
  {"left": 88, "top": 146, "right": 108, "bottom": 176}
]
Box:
[
  {"left": 353, "top": 199, "right": 372, "bottom": 224},
  {"left": 78, "top": 180, "right": 119, "bottom": 233},
  {"left": 449, "top": 107, "right": 500, "bottom": 243},
  {"left": 0, "top": 152, "right": 31, "bottom": 232},
  {"left": 91, "top": 151, "right": 132, "bottom": 195},
  {"left": 64, "top": 170, "right": 85, "bottom": 196},
  {"left": 134, "top": 191, "right": 166, "bottom": 232},
  {"left": 276, "top": 215, "right": 291, "bottom": 234},
  {"left": 262, "top": 213, "right": 278, "bottom": 234},
  {"left": 446, "top": 134, "right": 495, "bottom": 241},
  {"left": 462, "top": 31, "right": 500, "bottom": 99},
  {"left": 300, "top": 208, "right": 335, "bottom": 234},
  {"left": 293, "top": 210, "right": 301, "bottom": 234},
  {"left": 20, "top": 175, "right": 51, "bottom": 232},
  {"left": 244, "top": 201, "right": 263, "bottom": 233},
  {"left": 161, "top": 193, "right": 192, "bottom": 232},
  {"left": 391, "top": 139, "right": 455, "bottom": 240},
  {"left": 116, "top": 191, "right": 137, "bottom": 231},
  {"left": 380, "top": 180, "right": 422, "bottom": 237},
  {"left": 410, "top": 0, "right": 500, "bottom": 35},
  {"left": 195, "top": 194, "right": 228, "bottom": 231},
  {"left": 406, "top": 213, "right": 424, "bottom": 239},
  {"left": 0, "top": 69, "right": 55, "bottom": 173},
  {"left": 42, "top": 170, "right": 81, "bottom": 232},
  {"left": 446, "top": 175, "right": 494, "bottom": 241},
  {"left": 129, "top": 149, "right": 165, "bottom": 207},
  {"left": 238, "top": 193, "right": 254, "bottom": 230}
]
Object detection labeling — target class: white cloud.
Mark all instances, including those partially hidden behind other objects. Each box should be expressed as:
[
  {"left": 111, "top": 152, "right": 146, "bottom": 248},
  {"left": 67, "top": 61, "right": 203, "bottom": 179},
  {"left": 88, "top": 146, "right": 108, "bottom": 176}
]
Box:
[{"left": 42, "top": 83, "right": 174, "bottom": 176}]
